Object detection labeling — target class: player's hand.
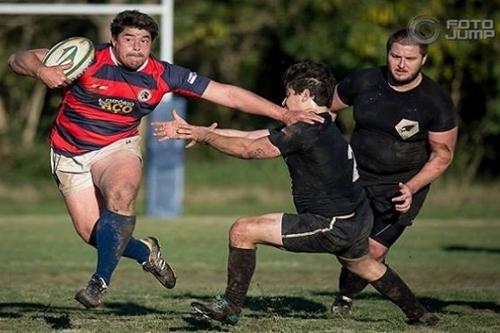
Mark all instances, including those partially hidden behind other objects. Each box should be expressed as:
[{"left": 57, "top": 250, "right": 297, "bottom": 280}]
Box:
[
  {"left": 176, "top": 122, "right": 218, "bottom": 148},
  {"left": 282, "top": 108, "right": 325, "bottom": 125},
  {"left": 36, "top": 62, "right": 73, "bottom": 89},
  {"left": 392, "top": 182, "right": 413, "bottom": 213},
  {"left": 151, "top": 109, "right": 190, "bottom": 141}
]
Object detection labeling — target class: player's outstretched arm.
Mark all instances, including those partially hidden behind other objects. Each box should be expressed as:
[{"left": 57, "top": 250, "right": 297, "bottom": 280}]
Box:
[
  {"left": 201, "top": 80, "right": 324, "bottom": 126},
  {"left": 8, "top": 48, "right": 72, "bottom": 88},
  {"left": 152, "top": 111, "right": 280, "bottom": 160},
  {"left": 151, "top": 110, "right": 270, "bottom": 147}
]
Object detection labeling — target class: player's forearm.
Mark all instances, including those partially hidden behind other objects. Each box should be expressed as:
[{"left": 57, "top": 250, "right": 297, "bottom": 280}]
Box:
[
  {"left": 214, "top": 128, "right": 270, "bottom": 139},
  {"left": 8, "top": 51, "right": 44, "bottom": 78},
  {"left": 203, "top": 132, "right": 264, "bottom": 160},
  {"left": 405, "top": 150, "right": 454, "bottom": 194}
]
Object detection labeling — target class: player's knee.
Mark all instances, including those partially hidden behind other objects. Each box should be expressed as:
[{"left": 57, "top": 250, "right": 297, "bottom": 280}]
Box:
[
  {"left": 229, "top": 216, "right": 256, "bottom": 246},
  {"left": 104, "top": 183, "right": 138, "bottom": 213},
  {"left": 369, "top": 240, "right": 388, "bottom": 261}
]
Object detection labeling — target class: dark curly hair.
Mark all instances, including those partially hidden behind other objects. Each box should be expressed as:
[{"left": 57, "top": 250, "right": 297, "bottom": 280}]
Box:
[
  {"left": 111, "top": 10, "right": 159, "bottom": 40},
  {"left": 282, "top": 61, "right": 336, "bottom": 107}
]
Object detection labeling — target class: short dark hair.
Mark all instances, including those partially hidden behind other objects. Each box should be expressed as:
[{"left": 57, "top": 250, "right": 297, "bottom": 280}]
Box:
[
  {"left": 282, "top": 61, "right": 336, "bottom": 107},
  {"left": 111, "top": 10, "right": 159, "bottom": 40},
  {"left": 386, "top": 28, "right": 428, "bottom": 55}
]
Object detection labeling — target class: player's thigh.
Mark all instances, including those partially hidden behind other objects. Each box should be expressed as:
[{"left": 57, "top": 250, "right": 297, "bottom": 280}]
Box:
[
  {"left": 91, "top": 150, "right": 142, "bottom": 202},
  {"left": 63, "top": 186, "right": 102, "bottom": 242},
  {"left": 230, "top": 213, "right": 284, "bottom": 247}
]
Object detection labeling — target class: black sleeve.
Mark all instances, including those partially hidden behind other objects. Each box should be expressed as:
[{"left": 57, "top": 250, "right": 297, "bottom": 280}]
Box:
[
  {"left": 336, "top": 73, "right": 356, "bottom": 106},
  {"left": 427, "top": 87, "right": 457, "bottom": 132},
  {"left": 161, "top": 62, "right": 211, "bottom": 97},
  {"left": 268, "top": 123, "right": 320, "bottom": 156}
]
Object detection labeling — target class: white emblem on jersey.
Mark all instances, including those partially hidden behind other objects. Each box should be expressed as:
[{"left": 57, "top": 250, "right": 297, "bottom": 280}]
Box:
[
  {"left": 91, "top": 83, "right": 109, "bottom": 90},
  {"left": 187, "top": 72, "right": 198, "bottom": 84},
  {"left": 138, "top": 89, "right": 152, "bottom": 102},
  {"left": 395, "top": 118, "right": 419, "bottom": 140}
]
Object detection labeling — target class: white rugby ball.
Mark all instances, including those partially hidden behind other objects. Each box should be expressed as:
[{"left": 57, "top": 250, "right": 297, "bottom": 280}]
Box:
[{"left": 42, "top": 36, "right": 95, "bottom": 81}]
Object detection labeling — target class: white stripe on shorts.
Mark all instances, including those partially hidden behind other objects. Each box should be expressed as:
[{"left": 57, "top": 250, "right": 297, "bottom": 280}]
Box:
[{"left": 282, "top": 212, "right": 355, "bottom": 239}]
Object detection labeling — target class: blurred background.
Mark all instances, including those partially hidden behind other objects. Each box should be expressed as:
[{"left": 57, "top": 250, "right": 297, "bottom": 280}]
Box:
[{"left": 0, "top": 0, "right": 499, "bottom": 218}]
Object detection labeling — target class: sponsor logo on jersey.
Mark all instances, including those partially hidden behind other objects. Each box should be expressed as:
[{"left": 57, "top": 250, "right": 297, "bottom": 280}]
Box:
[
  {"left": 98, "top": 98, "right": 135, "bottom": 114},
  {"left": 395, "top": 118, "right": 419, "bottom": 140},
  {"left": 187, "top": 72, "right": 198, "bottom": 84},
  {"left": 138, "top": 89, "right": 152, "bottom": 102}
]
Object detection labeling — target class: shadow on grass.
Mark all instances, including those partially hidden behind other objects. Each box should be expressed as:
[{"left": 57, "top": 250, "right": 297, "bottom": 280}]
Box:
[
  {"left": 443, "top": 245, "right": 500, "bottom": 254},
  {"left": 0, "top": 301, "right": 167, "bottom": 330},
  {"left": 169, "top": 294, "right": 327, "bottom": 331},
  {"left": 313, "top": 291, "right": 500, "bottom": 314}
]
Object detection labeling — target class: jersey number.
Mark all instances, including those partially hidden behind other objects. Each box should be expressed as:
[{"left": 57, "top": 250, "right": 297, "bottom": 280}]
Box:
[{"left": 347, "top": 145, "right": 360, "bottom": 182}]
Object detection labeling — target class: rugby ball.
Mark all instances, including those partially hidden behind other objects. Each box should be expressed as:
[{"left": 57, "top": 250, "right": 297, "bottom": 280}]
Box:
[{"left": 42, "top": 36, "right": 95, "bottom": 82}]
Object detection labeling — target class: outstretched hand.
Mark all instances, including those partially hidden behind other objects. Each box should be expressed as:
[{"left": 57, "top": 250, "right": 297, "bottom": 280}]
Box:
[
  {"left": 151, "top": 109, "right": 186, "bottom": 141},
  {"left": 176, "top": 121, "right": 218, "bottom": 147},
  {"left": 392, "top": 182, "right": 413, "bottom": 213},
  {"left": 151, "top": 110, "right": 217, "bottom": 148}
]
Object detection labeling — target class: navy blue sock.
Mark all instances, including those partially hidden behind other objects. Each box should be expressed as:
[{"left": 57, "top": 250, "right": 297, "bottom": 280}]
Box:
[
  {"left": 89, "top": 230, "right": 149, "bottom": 263},
  {"left": 124, "top": 238, "right": 150, "bottom": 264},
  {"left": 95, "top": 209, "right": 136, "bottom": 285}
]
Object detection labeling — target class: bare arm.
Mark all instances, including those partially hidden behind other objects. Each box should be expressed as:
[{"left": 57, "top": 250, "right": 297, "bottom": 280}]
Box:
[
  {"left": 330, "top": 85, "right": 350, "bottom": 112},
  {"left": 151, "top": 111, "right": 280, "bottom": 159},
  {"left": 201, "top": 80, "right": 324, "bottom": 125},
  {"left": 214, "top": 128, "right": 270, "bottom": 139},
  {"left": 405, "top": 127, "right": 458, "bottom": 194},
  {"left": 392, "top": 127, "right": 458, "bottom": 212},
  {"left": 202, "top": 130, "right": 280, "bottom": 160},
  {"left": 8, "top": 48, "right": 72, "bottom": 88}
]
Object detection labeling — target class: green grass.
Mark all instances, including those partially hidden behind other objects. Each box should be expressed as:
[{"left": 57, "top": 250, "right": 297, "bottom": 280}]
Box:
[{"left": 0, "top": 215, "right": 499, "bottom": 332}]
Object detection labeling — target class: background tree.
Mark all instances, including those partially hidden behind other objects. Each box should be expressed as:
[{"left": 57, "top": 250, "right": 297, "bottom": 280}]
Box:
[{"left": 0, "top": 0, "right": 498, "bottom": 182}]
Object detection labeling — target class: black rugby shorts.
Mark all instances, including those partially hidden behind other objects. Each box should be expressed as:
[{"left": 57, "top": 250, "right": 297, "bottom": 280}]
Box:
[
  {"left": 366, "top": 185, "right": 430, "bottom": 247},
  {"left": 281, "top": 200, "right": 373, "bottom": 260}
]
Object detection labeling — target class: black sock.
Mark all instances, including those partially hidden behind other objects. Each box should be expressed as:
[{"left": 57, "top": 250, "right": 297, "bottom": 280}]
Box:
[
  {"left": 224, "top": 247, "right": 256, "bottom": 312},
  {"left": 338, "top": 266, "right": 369, "bottom": 298},
  {"left": 370, "top": 266, "right": 427, "bottom": 320}
]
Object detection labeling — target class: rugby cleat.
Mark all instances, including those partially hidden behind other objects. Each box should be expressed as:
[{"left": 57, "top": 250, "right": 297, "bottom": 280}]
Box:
[
  {"left": 191, "top": 295, "right": 240, "bottom": 325},
  {"left": 74, "top": 274, "right": 108, "bottom": 309},
  {"left": 407, "top": 311, "right": 440, "bottom": 326},
  {"left": 141, "top": 237, "right": 176, "bottom": 289},
  {"left": 330, "top": 295, "right": 353, "bottom": 315}
]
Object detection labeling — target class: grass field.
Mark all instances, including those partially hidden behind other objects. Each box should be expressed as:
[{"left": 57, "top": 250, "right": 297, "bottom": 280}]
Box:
[{"left": 1, "top": 214, "right": 499, "bottom": 333}]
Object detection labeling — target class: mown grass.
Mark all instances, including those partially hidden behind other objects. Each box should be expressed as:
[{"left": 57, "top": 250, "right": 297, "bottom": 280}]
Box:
[{"left": 0, "top": 215, "right": 499, "bottom": 332}]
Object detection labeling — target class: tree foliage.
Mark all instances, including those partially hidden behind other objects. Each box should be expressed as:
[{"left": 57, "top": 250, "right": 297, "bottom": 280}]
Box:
[{"left": 0, "top": 0, "right": 498, "bottom": 181}]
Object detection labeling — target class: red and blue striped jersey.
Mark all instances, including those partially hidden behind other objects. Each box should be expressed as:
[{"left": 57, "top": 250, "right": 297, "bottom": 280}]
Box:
[{"left": 50, "top": 43, "right": 210, "bottom": 156}]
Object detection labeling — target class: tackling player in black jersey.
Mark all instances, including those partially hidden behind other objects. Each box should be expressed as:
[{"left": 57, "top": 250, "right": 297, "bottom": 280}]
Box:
[
  {"left": 330, "top": 28, "right": 458, "bottom": 314},
  {"left": 154, "top": 61, "right": 438, "bottom": 326}
]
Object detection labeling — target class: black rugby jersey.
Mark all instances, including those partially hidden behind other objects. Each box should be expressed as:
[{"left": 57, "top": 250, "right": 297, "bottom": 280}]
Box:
[
  {"left": 337, "top": 66, "right": 456, "bottom": 183},
  {"left": 268, "top": 113, "right": 364, "bottom": 217}
]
